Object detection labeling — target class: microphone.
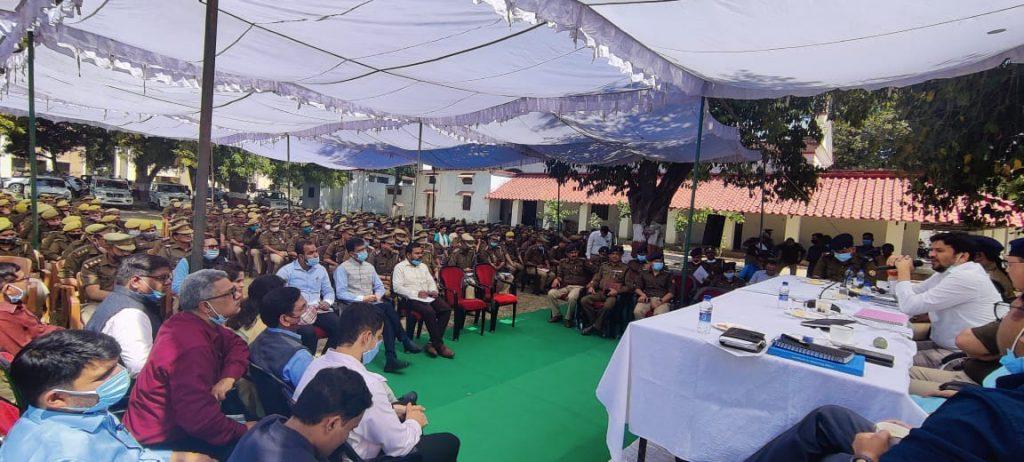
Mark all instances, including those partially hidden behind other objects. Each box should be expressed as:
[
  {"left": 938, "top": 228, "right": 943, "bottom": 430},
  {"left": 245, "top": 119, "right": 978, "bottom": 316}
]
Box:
[{"left": 868, "top": 260, "right": 923, "bottom": 277}]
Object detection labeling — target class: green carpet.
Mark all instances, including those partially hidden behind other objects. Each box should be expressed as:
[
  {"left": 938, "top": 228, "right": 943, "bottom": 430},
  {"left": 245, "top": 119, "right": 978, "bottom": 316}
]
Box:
[{"left": 365, "top": 309, "right": 618, "bottom": 462}]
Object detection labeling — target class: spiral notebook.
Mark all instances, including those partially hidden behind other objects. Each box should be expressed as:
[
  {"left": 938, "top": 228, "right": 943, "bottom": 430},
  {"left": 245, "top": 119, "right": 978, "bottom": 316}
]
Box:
[
  {"left": 772, "top": 334, "right": 855, "bottom": 363},
  {"left": 767, "top": 337, "right": 866, "bottom": 377}
]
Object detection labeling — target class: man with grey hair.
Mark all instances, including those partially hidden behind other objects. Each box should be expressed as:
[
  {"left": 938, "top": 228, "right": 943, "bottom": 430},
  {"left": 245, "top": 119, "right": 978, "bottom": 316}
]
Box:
[
  {"left": 124, "top": 269, "right": 254, "bottom": 460},
  {"left": 85, "top": 253, "right": 171, "bottom": 376}
]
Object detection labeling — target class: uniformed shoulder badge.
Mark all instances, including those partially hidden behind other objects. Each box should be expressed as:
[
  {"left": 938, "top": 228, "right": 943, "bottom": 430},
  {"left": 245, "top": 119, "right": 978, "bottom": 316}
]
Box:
[{"left": 82, "top": 255, "right": 103, "bottom": 269}]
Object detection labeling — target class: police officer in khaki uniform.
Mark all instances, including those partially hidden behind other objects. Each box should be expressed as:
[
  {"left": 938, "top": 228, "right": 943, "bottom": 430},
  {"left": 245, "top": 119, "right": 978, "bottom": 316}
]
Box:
[
  {"left": 0, "top": 217, "right": 39, "bottom": 272},
  {"left": 224, "top": 211, "right": 249, "bottom": 267},
  {"left": 41, "top": 218, "right": 83, "bottom": 263},
  {"left": 812, "top": 233, "right": 874, "bottom": 282},
  {"left": 579, "top": 246, "right": 629, "bottom": 335},
  {"left": 59, "top": 223, "right": 108, "bottom": 281},
  {"left": 127, "top": 219, "right": 162, "bottom": 254},
  {"left": 547, "top": 245, "right": 592, "bottom": 325},
  {"left": 258, "top": 217, "right": 291, "bottom": 274},
  {"left": 523, "top": 237, "right": 554, "bottom": 293},
  {"left": 448, "top": 233, "right": 477, "bottom": 271},
  {"left": 80, "top": 233, "right": 136, "bottom": 323},
  {"left": 633, "top": 252, "right": 674, "bottom": 319},
  {"left": 970, "top": 235, "right": 1017, "bottom": 302},
  {"left": 155, "top": 223, "right": 193, "bottom": 269},
  {"left": 369, "top": 236, "right": 400, "bottom": 289}
]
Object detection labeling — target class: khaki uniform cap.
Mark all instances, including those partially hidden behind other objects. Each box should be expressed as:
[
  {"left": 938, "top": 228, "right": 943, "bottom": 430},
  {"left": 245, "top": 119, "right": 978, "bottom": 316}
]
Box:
[
  {"left": 40, "top": 208, "right": 60, "bottom": 219},
  {"left": 84, "top": 223, "right": 109, "bottom": 235},
  {"left": 170, "top": 223, "right": 194, "bottom": 235},
  {"left": 103, "top": 232, "right": 137, "bottom": 252},
  {"left": 0, "top": 218, "right": 11, "bottom": 232},
  {"left": 63, "top": 221, "right": 83, "bottom": 232},
  {"left": 99, "top": 215, "right": 119, "bottom": 223},
  {"left": 61, "top": 215, "right": 82, "bottom": 225}
]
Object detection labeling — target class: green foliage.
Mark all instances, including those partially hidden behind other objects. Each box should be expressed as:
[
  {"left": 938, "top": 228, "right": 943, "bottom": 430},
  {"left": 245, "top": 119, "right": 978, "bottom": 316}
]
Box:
[
  {"left": 615, "top": 200, "right": 631, "bottom": 219},
  {"left": 832, "top": 101, "right": 911, "bottom": 170},
  {"left": 267, "top": 160, "right": 350, "bottom": 191},
  {"left": 587, "top": 212, "right": 603, "bottom": 230},
  {"left": 542, "top": 200, "right": 577, "bottom": 229},
  {"left": 674, "top": 208, "right": 745, "bottom": 232}
]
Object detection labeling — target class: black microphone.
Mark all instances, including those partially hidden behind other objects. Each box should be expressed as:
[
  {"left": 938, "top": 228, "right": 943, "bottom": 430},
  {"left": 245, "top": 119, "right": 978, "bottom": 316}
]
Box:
[{"left": 868, "top": 260, "right": 923, "bottom": 277}]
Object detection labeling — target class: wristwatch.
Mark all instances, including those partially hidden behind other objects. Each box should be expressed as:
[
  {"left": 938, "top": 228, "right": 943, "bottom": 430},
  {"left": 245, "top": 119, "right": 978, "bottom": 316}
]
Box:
[{"left": 851, "top": 456, "right": 874, "bottom": 462}]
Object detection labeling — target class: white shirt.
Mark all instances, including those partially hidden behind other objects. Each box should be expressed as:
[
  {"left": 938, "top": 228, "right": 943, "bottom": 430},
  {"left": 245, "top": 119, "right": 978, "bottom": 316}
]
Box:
[
  {"left": 294, "top": 351, "right": 421, "bottom": 459},
  {"left": 747, "top": 270, "right": 776, "bottom": 285},
  {"left": 586, "top": 231, "right": 613, "bottom": 258},
  {"left": 101, "top": 308, "right": 153, "bottom": 376},
  {"left": 892, "top": 261, "right": 1000, "bottom": 350},
  {"left": 392, "top": 259, "right": 438, "bottom": 303}
]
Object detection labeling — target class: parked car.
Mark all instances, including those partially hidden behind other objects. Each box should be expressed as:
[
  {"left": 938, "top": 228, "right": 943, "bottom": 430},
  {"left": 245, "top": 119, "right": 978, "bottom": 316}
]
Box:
[
  {"left": 224, "top": 192, "right": 251, "bottom": 208},
  {"left": 254, "top": 190, "right": 290, "bottom": 209},
  {"left": 149, "top": 182, "right": 192, "bottom": 209},
  {"left": 63, "top": 175, "right": 87, "bottom": 197},
  {"left": 3, "top": 176, "right": 73, "bottom": 199},
  {"left": 90, "top": 177, "right": 134, "bottom": 207}
]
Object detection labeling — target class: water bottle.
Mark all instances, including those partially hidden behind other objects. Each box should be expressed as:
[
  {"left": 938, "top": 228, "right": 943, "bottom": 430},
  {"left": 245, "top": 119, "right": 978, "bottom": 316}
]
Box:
[
  {"left": 697, "top": 295, "right": 714, "bottom": 334},
  {"left": 777, "top": 281, "right": 790, "bottom": 309},
  {"left": 854, "top": 270, "right": 865, "bottom": 288},
  {"left": 843, "top": 268, "right": 854, "bottom": 288}
]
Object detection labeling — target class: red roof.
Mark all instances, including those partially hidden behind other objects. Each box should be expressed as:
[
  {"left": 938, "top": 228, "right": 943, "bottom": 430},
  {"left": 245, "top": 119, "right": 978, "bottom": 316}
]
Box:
[{"left": 485, "top": 171, "right": 1023, "bottom": 226}]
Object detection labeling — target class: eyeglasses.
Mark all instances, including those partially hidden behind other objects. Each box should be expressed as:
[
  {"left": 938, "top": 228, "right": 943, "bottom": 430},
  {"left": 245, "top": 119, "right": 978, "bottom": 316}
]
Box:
[
  {"left": 145, "top": 274, "right": 171, "bottom": 283},
  {"left": 994, "top": 299, "right": 1024, "bottom": 322},
  {"left": 203, "top": 286, "right": 240, "bottom": 302}
]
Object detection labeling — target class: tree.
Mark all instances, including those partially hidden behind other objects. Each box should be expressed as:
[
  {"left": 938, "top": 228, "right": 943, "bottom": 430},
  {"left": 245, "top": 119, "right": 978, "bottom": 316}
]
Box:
[
  {"left": 548, "top": 97, "right": 824, "bottom": 249},
  {"left": 0, "top": 116, "right": 89, "bottom": 172},
  {"left": 832, "top": 101, "right": 910, "bottom": 170},
  {"left": 541, "top": 200, "right": 577, "bottom": 229},
  {"left": 117, "top": 134, "right": 189, "bottom": 186}
]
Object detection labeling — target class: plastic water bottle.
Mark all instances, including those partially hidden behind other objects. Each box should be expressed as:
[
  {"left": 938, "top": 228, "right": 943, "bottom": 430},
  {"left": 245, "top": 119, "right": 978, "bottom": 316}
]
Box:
[
  {"left": 777, "top": 281, "right": 790, "bottom": 309},
  {"left": 854, "top": 270, "right": 865, "bottom": 288},
  {"left": 697, "top": 296, "right": 713, "bottom": 334},
  {"left": 843, "top": 268, "right": 854, "bottom": 288}
]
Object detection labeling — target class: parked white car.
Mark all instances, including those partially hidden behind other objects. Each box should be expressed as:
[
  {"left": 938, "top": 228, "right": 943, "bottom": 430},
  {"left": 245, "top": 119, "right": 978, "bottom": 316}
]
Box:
[
  {"left": 3, "top": 176, "right": 73, "bottom": 199},
  {"left": 91, "top": 177, "right": 134, "bottom": 207},
  {"left": 149, "top": 182, "right": 192, "bottom": 209}
]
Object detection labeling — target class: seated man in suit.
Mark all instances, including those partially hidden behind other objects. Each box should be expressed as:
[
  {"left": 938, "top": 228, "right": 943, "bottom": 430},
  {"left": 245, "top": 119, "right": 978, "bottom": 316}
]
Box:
[{"left": 249, "top": 286, "right": 315, "bottom": 389}]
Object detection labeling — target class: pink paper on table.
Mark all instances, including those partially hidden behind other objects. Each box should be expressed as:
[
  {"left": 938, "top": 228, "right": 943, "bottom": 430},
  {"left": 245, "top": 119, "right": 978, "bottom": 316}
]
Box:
[{"left": 854, "top": 307, "right": 910, "bottom": 326}]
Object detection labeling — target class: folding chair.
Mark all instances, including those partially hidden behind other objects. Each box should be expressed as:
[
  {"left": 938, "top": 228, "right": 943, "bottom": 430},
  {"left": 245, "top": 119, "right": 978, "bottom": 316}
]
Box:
[
  {"left": 474, "top": 263, "right": 518, "bottom": 332},
  {"left": 246, "top": 362, "right": 295, "bottom": 418},
  {"left": 438, "top": 266, "right": 488, "bottom": 340}
]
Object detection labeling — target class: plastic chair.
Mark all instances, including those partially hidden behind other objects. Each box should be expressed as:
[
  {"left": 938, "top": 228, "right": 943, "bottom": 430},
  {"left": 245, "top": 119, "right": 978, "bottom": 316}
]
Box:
[
  {"left": 438, "top": 266, "right": 488, "bottom": 340},
  {"left": 392, "top": 292, "right": 425, "bottom": 340},
  {"left": 474, "top": 263, "right": 518, "bottom": 332},
  {"left": 246, "top": 362, "right": 295, "bottom": 418}
]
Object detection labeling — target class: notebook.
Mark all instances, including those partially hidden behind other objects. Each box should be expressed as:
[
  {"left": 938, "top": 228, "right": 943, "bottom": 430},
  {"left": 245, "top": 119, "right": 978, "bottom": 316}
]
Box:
[
  {"left": 767, "top": 346, "right": 866, "bottom": 377},
  {"left": 854, "top": 307, "right": 909, "bottom": 326}
]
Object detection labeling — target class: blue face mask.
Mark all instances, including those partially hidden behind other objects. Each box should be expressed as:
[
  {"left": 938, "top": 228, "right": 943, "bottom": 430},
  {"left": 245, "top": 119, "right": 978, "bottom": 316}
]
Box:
[
  {"left": 862, "top": 239, "right": 873, "bottom": 246},
  {"left": 249, "top": 225, "right": 259, "bottom": 232},
  {"left": 5, "top": 284, "right": 24, "bottom": 304},
  {"left": 203, "top": 249, "right": 220, "bottom": 260},
  {"left": 834, "top": 252, "right": 853, "bottom": 262},
  {"left": 305, "top": 257, "right": 320, "bottom": 267},
  {"left": 56, "top": 368, "right": 131, "bottom": 414},
  {"left": 410, "top": 259, "right": 422, "bottom": 266},
  {"left": 490, "top": 242, "right": 498, "bottom": 248},
  {"left": 362, "top": 339, "right": 382, "bottom": 365},
  {"left": 303, "top": 227, "right": 312, "bottom": 234},
  {"left": 356, "top": 250, "right": 368, "bottom": 262},
  {"left": 206, "top": 302, "right": 228, "bottom": 326},
  {"left": 999, "top": 328, "right": 1024, "bottom": 374},
  {"left": 637, "top": 255, "right": 647, "bottom": 262},
  {"left": 652, "top": 262, "right": 664, "bottom": 272},
  {"left": 140, "top": 279, "right": 164, "bottom": 302}
]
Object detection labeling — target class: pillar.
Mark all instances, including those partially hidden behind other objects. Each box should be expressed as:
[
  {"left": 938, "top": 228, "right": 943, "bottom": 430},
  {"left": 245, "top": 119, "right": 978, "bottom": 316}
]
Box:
[
  {"left": 618, "top": 216, "right": 630, "bottom": 240},
  {"left": 720, "top": 217, "right": 736, "bottom": 250},
  {"left": 885, "top": 220, "right": 906, "bottom": 256},
  {"left": 510, "top": 200, "right": 523, "bottom": 227},
  {"left": 783, "top": 215, "right": 802, "bottom": 243},
  {"left": 665, "top": 209, "right": 679, "bottom": 245},
  {"left": 578, "top": 203, "right": 591, "bottom": 233}
]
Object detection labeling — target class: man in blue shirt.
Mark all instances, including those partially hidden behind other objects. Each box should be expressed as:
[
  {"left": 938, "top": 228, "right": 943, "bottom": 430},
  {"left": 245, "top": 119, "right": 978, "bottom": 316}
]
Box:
[
  {"left": 227, "top": 367, "right": 372, "bottom": 462},
  {"left": 249, "top": 287, "right": 315, "bottom": 389},
  {"left": 277, "top": 239, "right": 341, "bottom": 353},
  {"left": 0, "top": 329, "right": 210, "bottom": 461},
  {"left": 335, "top": 238, "right": 421, "bottom": 373}
]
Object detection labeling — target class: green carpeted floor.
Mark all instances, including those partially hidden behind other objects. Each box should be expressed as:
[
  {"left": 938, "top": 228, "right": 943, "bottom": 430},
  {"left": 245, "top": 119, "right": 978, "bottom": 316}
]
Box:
[{"left": 365, "top": 310, "right": 618, "bottom": 462}]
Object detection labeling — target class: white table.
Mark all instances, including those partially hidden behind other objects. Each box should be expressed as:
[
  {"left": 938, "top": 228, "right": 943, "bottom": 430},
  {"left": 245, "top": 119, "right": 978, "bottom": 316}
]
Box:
[{"left": 597, "top": 275, "right": 929, "bottom": 462}]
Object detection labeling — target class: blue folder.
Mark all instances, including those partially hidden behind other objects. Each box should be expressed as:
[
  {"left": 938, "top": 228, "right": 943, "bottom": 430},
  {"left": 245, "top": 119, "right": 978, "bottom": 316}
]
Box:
[{"left": 767, "top": 346, "right": 866, "bottom": 377}]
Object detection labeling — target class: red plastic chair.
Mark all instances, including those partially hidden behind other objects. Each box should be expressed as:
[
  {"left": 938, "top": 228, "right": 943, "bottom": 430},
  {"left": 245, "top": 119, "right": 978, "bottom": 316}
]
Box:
[
  {"left": 438, "top": 266, "right": 488, "bottom": 340},
  {"left": 474, "top": 263, "right": 518, "bottom": 332}
]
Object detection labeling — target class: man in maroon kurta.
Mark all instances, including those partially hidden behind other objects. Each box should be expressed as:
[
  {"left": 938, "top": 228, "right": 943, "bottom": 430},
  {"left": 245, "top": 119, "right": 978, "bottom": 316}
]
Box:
[{"left": 124, "top": 269, "right": 251, "bottom": 460}]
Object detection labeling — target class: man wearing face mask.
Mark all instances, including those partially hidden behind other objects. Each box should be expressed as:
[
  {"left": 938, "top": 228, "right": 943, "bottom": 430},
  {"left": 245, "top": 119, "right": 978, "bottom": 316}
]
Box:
[
  {"left": 633, "top": 253, "right": 673, "bottom": 319},
  {"left": 155, "top": 223, "right": 194, "bottom": 270},
  {"left": 59, "top": 223, "right": 108, "bottom": 282},
  {"left": 228, "top": 367, "right": 372, "bottom": 462},
  {"left": 41, "top": 217, "right": 82, "bottom": 263},
  {"left": 812, "top": 233, "right": 873, "bottom": 283},
  {"left": 0, "top": 262, "right": 60, "bottom": 356},
  {"left": 249, "top": 287, "right": 316, "bottom": 388},
  {"left": 125, "top": 269, "right": 254, "bottom": 460},
  {"left": 259, "top": 218, "right": 291, "bottom": 275},
  {"left": 171, "top": 236, "right": 229, "bottom": 295},
  {"left": 392, "top": 243, "right": 455, "bottom": 359},
  {"left": 277, "top": 240, "right": 341, "bottom": 354},
  {"left": 85, "top": 254, "right": 172, "bottom": 377},
  {"left": 294, "top": 304, "right": 461, "bottom": 462},
  {"left": 889, "top": 232, "right": 1000, "bottom": 367},
  {"left": 0, "top": 330, "right": 214, "bottom": 461},
  {"left": 336, "top": 238, "right": 421, "bottom": 373},
  {"left": 0, "top": 217, "right": 39, "bottom": 272}
]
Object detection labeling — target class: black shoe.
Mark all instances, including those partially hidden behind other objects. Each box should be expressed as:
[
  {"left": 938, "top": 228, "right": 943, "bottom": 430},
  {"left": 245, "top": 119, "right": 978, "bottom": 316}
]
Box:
[
  {"left": 549, "top": 314, "right": 563, "bottom": 323},
  {"left": 581, "top": 326, "right": 595, "bottom": 336},
  {"left": 384, "top": 358, "right": 410, "bottom": 373},
  {"left": 402, "top": 339, "right": 423, "bottom": 354}
]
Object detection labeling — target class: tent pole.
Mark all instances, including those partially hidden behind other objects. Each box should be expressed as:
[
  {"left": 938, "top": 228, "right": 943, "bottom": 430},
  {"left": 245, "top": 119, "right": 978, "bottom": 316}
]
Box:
[
  {"left": 410, "top": 121, "right": 422, "bottom": 236},
  {"left": 189, "top": 0, "right": 219, "bottom": 272},
  {"left": 680, "top": 97, "right": 707, "bottom": 304},
  {"left": 26, "top": 30, "right": 39, "bottom": 250},
  {"left": 286, "top": 134, "right": 292, "bottom": 211}
]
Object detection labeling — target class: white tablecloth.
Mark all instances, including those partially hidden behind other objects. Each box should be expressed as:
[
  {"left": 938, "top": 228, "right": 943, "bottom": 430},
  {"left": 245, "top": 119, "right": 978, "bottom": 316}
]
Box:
[{"left": 596, "top": 275, "right": 929, "bottom": 462}]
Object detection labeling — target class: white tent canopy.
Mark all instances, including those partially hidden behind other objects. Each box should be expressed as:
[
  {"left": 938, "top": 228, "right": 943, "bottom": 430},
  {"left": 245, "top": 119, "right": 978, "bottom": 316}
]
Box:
[{"left": 488, "top": 0, "right": 1024, "bottom": 99}]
